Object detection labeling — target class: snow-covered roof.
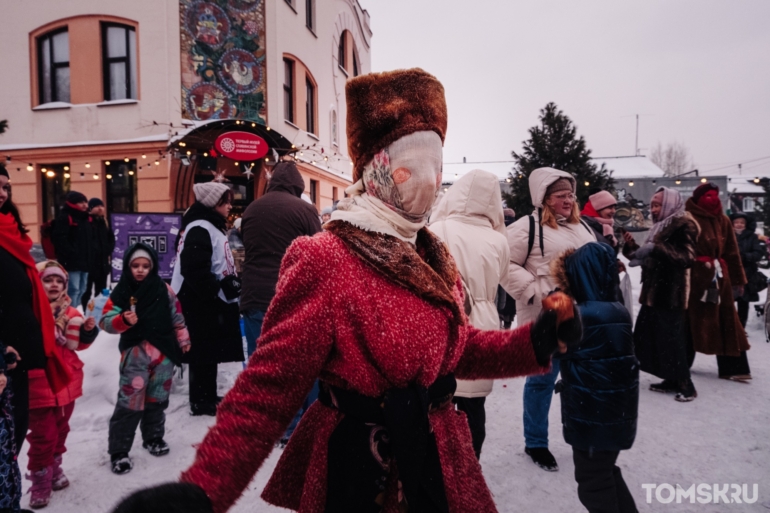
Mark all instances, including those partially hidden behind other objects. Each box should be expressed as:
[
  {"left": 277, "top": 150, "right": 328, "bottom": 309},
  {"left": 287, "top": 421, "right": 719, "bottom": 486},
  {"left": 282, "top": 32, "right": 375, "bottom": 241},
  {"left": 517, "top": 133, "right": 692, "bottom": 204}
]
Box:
[
  {"left": 725, "top": 175, "right": 765, "bottom": 194},
  {"left": 593, "top": 156, "right": 665, "bottom": 179}
]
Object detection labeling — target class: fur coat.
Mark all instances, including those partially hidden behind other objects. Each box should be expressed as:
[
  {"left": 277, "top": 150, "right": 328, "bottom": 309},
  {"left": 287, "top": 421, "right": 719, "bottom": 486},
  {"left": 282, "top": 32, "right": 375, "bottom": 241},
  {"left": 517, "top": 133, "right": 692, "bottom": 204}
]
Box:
[
  {"left": 180, "top": 221, "right": 546, "bottom": 513},
  {"left": 685, "top": 199, "right": 749, "bottom": 356},
  {"left": 623, "top": 213, "right": 700, "bottom": 310}
]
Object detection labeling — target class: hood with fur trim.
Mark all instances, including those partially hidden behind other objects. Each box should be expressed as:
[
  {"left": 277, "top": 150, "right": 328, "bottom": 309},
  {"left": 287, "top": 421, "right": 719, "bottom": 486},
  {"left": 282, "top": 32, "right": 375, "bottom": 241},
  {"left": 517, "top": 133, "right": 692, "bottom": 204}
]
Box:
[{"left": 550, "top": 242, "right": 618, "bottom": 303}]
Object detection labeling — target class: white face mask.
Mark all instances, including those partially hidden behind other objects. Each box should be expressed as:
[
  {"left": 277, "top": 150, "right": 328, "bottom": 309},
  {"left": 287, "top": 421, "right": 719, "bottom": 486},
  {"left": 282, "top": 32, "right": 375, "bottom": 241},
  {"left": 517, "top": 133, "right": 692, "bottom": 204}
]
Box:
[{"left": 362, "top": 131, "right": 443, "bottom": 223}]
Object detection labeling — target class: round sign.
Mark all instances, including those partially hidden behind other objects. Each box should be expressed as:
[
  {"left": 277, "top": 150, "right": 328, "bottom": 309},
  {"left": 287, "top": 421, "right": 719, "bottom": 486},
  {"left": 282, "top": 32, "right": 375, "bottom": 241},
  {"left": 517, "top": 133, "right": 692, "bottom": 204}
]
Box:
[{"left": 215, "top": 131, "right": 269, "bottom": 161}]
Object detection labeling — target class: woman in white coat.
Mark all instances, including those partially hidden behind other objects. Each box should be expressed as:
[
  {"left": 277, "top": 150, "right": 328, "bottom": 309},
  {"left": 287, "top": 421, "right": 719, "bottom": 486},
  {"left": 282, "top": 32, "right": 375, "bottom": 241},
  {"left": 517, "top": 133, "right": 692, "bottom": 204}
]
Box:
[
  {"left": 501, "top": 167, "right": 595, "bottom": 471},
  {"left": 429, "top": 169, "right": 509, "bottom": 459}
]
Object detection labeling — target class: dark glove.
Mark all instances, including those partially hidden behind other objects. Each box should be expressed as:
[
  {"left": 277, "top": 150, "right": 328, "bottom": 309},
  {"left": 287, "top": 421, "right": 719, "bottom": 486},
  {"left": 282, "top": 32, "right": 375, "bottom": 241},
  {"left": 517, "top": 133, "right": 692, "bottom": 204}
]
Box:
[
  {"left": 531, "top": 303, "right": 582, "bottom": 366},
  {"left": 531, "top": 309, "right": 559, "bottom": 367},
  {"left": 557, "top": 303, "right": 583, "bottom": 348},
  {"left": 220, "top": 274, "right": 242, "bottom": 301},
  {"left": 111, "top": 482, "right": 213, "bottom": 513}
]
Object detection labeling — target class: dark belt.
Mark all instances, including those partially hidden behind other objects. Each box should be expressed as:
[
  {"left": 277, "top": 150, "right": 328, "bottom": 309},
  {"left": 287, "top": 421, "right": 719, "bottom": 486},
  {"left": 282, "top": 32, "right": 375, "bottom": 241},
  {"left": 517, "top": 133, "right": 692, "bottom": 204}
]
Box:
[{"left": 319, "top": 374, "right": 456, "bottom": 513}]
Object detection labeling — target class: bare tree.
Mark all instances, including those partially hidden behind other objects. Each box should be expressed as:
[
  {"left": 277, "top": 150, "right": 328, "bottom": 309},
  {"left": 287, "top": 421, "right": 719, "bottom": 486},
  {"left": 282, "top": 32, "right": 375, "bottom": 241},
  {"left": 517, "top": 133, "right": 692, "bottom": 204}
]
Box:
[{"left": 649, "top": 142, "right": 694, "bottom": 177}]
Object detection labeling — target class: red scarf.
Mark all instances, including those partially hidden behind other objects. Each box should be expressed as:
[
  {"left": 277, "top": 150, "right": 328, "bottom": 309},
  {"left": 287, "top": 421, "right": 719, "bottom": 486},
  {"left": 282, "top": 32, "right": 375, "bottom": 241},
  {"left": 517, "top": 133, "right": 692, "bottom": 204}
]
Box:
[{"left": 0, "top": 213, "right": 71, "bottom": 392}]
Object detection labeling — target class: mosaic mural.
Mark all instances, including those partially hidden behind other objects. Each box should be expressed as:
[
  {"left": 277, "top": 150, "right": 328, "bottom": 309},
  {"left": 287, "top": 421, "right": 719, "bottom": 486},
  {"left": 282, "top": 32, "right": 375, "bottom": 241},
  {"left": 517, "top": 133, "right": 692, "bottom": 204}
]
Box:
[{"left": 180, "top": 0, "right": 266, "bottom": 123}]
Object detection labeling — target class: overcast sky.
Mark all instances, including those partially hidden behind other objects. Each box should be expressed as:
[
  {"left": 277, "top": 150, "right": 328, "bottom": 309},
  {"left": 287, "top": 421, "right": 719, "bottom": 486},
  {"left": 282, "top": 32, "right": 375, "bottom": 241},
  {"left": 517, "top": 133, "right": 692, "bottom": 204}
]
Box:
[{"left": 361, "top": 0, "right": 770, "bottom": 180}]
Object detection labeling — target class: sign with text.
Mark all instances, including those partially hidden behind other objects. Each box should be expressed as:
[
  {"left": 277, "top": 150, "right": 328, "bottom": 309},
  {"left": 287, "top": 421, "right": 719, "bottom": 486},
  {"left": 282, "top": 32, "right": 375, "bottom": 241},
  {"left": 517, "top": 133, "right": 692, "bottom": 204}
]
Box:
[
  {"left": 215, "top": 131, "right": 269, "bottom": 161},
  {"left": 111, "top": 213, "right": 182, "bottom": 282}
]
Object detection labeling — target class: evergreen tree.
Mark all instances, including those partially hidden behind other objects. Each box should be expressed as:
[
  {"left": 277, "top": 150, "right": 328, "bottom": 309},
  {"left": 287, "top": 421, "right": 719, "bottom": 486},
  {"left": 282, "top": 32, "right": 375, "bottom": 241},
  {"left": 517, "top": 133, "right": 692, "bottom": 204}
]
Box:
[
  {"left": 755, "top": 177, "right": 770, "bottom": 235},
  {"left": 504, "top": 102, "right": 614, "bottom": 217}
]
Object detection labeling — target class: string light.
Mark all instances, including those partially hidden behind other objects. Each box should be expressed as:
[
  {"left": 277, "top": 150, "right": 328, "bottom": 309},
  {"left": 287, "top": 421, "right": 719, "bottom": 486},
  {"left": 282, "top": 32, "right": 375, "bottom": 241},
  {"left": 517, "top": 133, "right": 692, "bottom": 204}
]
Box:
[
  {"left": 63, "top": 172, "right": 70, "bottom": 179},
  {"left": 92, "top": 173, "right": 99, "bottom": 180},
  {"left": 105, "top": 161, "right": 111, "bottom": 165},
  {"left": 178, "top": 142, "right": 186, "bottom": 147},
  {"left": 124, "top": 157, "right": 129, "bottom": 162},
  {"left": 266, "top": 126, "right": 271, "bottom": 131},
  {"left": 26, "top": 164, "right": 33, "bottom": 171},
  {"left": 46, "top": 170, "right": 55, "bottom": 178},
  {"left": 628, "top": 181, "right": 634, "bottom": 186},
  {"left": 141, "top": 154, "right": 146, "bottom": 159},
  {"left": 584, "top": 181, "right": 590, "bottom": 186},
  {"left": 700, "top": 177, "right": 707, "bottom": 183},
  {"left": 675, "top": 179, "right": 682, "bottom": 185},
  {"left": 63, "top": 165, "right": 69, "bottom": 171},
  {"left": 106, "top": 174, "right": 113, "bottom": 180},
  {"left": 203, "top": 152, "right": 208, "bottom": 157},
  {"left": 251, "top": 123, "right": 256, "bottom": 127},
  {"left": 128, "top": 170, "right": 135, "bottom": 176},
  {"left": 155, "top": 160, "right": 160, "bottom": 166},
  {"left": 753, "top": 177, "right": 760, "bottom": 184},
  {"left": 41, "top": 168, "right": 47, "bottom": 174},
  {"left": 85, "top": 163, "right": 91, "bottom": 168}
]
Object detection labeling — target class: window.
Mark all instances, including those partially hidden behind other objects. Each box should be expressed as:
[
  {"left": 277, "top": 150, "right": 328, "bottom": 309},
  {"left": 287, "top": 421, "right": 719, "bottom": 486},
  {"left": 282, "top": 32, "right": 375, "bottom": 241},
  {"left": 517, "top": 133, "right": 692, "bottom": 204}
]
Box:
[
  {"left": 305, "top": 0, "right": 315, "bottom": 31},
  {"left": 743, "top": 197, "right": 756, "bottom": 212},
  {"left": 310, "top": 179, "right": 318, "bottom": 205},
  {"left": 283, "top": 59, "right": 294, "bottom": 123},
  {"left": 338, "top": 34, "right": 346, "bottom": 70},
  {"left": 40, "top": 164, "right": 71, "bottom": 222},
  {"left": 306, "top": 78, "right": 315, "bottom": 134},
  {"left": 37, "top": 29, "right": 70, "bottom": 104},
  {"left": 106, "top": 159, "right": 137, "bottom": 213},
  {"left": 333, "top": 186, "right": 338, "bottom": 202},
  {"left": 102, "top": 23, "right": 137, "bottom": 100},
  {"left": 353, "top": 51, "right": 359, "bottom": 77}
]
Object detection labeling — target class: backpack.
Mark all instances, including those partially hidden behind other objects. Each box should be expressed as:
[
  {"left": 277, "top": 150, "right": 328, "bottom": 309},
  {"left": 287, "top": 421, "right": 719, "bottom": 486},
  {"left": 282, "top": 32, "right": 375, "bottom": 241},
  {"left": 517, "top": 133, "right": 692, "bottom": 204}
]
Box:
[{"left": 521, "top": 210, "right": 594, "bottom": 267}]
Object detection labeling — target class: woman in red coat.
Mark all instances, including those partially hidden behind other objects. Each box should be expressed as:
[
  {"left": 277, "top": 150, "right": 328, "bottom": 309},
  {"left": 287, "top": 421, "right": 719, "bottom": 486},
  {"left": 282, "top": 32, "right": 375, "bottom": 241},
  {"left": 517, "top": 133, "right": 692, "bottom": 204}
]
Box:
[{"left": 114, "top": 69, "right": 577, "bottom": 513}]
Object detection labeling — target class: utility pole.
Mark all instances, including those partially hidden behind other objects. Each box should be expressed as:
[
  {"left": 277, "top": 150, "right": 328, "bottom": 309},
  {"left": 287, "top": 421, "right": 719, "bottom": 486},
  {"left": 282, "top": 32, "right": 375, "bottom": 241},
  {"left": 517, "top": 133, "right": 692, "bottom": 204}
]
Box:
[{"left": 635, "top": 114, "right": 639, "bottom": 156}]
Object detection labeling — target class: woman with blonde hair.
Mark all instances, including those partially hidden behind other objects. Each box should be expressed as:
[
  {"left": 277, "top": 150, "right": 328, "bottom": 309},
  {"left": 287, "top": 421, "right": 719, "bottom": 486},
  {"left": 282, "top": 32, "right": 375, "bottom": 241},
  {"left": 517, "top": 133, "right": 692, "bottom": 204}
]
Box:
[{"left": 502, "top": 167, "right": 596, "bottom": 471}]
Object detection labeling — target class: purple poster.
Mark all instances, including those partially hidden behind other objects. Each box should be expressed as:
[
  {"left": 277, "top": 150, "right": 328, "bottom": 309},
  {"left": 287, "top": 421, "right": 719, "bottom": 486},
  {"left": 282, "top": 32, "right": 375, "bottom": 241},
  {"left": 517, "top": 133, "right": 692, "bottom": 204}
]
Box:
[{"left": 111, "top": 213, "right": 183, "bottom": 281}]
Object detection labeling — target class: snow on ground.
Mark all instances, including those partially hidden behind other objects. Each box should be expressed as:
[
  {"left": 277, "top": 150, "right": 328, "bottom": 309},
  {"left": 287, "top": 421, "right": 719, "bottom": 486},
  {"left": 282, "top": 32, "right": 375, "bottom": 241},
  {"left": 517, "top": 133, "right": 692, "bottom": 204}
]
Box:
[{"left": 19, "top": 266, "right": 770, "bottom": 512}]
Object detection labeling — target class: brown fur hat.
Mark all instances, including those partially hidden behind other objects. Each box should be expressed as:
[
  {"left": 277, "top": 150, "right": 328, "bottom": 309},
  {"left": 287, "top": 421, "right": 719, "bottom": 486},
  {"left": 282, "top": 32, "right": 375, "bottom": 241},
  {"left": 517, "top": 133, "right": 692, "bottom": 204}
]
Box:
[{"left": 345, "top": 68, "right": 447, "bottom": 182}]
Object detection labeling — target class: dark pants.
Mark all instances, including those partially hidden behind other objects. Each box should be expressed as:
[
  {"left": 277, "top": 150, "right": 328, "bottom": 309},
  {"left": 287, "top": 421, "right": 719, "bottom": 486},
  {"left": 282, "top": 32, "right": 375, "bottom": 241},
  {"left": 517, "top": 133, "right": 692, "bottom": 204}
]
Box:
[
  {"left": 81, "top": 267, "right": 109, "bottom": 310},
  {"left": 716, "top": 351, "right": 751, "bottom": 377},
  {"left": 736, "top": 299, "right": 749, "bottom": 328},
  {"left": 242, "top": 309, "right": 266, "bottom": 359},
  {"left": 453, "top": 397, "right": 486, "bottom": 459},
  {"left": 9, "top": 369, "right": 28, "bottom": 455},
  {"left": 108, "top": 402, "right": 167, "bottom": 455},
  {"left": 573, "top": 448, "right": 637, "bottom": 513},
  {"left": 189, "top": 363, "right": 218, "bottom": 406}
]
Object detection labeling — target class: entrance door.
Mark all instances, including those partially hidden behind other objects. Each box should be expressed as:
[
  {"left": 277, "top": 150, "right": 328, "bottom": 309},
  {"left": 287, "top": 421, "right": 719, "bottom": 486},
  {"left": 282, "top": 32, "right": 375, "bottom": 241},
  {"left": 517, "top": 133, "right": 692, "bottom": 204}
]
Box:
[
  {"left": 40, "top": 163, "right": 71, "bottom": 222},
  {"left": 106, "top": 159, "right": 137, "bottom": 213}
]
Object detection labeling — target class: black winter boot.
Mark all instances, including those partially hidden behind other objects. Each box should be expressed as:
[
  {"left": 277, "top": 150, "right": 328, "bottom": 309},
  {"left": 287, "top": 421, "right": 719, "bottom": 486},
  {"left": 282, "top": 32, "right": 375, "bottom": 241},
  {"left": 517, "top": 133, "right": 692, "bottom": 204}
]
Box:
[
  {"left": 142, "top": 438, "right": 170, "bottom": 457},
  {"left": 525, "top": 447, "right": 559, "bottom": 472},
  {"left": 649, "top": 379, "right": 678, "bottom": 394},
  {"left": 675, "top": 380, "right": 697, "bottom": 402},
  {"left": 111, "top": 453, "right": 133, "bottom": 475}
]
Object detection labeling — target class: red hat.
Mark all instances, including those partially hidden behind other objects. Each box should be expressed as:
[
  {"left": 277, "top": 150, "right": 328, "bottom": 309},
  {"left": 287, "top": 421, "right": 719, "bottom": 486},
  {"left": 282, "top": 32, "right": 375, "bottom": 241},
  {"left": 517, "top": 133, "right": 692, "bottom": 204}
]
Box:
[{"left": 692, "top": 182, "right": 718, "bottom": 203}]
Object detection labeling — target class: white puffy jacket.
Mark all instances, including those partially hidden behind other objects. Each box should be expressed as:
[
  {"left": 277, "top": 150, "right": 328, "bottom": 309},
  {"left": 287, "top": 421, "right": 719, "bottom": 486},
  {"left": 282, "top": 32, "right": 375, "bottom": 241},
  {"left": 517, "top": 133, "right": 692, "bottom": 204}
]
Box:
[
  {"left": 500, "top": 167, "right": 596, "bottom": 325},
  {"left": 429, "top": 170, "right": 509, "bottom": 398}
]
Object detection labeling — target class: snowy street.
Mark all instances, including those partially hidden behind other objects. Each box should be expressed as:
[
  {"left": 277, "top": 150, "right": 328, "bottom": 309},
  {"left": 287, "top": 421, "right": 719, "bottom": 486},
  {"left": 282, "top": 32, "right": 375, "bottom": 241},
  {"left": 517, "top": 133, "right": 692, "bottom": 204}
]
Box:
[{"left": 20, "top": 266, "right": 770, "bottom": 512}]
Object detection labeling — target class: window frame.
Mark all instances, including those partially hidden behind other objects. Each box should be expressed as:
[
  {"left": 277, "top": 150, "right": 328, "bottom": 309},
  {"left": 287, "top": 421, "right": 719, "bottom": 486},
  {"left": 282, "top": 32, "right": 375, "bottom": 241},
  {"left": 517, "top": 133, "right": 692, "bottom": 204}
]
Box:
[
  {"left": 101, "top": 22, "right": 137, "bottom": 101},
  {"left": 305, "top": 0, "right": 315, "bottom": 32},
  {"left": 283, "top": 58, "right": 295, "bottom": 123},
  {"left": 743, "top": 197, "right": 756, "bottom": 213},
  {"left": 37, "top": 27, "right": 70, "bottom": 104},
  {"left": 306, "top": 78, "right": 315, "bottom": 134}
]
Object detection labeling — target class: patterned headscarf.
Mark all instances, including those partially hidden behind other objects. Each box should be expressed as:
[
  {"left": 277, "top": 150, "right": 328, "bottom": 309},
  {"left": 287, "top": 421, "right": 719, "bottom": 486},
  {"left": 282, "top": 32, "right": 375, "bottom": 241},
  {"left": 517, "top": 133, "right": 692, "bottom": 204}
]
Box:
[{"left": 644, "top": 186, "right": 685, "bottom": 244}]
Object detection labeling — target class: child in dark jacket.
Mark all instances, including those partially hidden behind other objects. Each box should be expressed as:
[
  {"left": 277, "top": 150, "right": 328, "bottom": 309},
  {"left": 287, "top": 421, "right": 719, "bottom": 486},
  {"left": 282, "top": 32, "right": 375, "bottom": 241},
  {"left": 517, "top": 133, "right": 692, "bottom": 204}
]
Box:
[
  {"left": 99, "top": 243, "right": 190, "bottom": 475},
  {"left": 552, "top": 242, "right": 639, "bottom": 513}
]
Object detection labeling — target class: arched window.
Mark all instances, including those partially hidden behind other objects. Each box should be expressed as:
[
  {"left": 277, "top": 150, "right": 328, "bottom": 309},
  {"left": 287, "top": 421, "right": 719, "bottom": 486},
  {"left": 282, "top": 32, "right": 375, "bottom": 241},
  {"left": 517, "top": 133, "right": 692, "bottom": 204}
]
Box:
[
  {"left": 37, "top": 28, "right": 70, "bottom": 104},
  {"left": 338, "top": 33, "right": 347, "bottom": 71},
  {"left": 283, "top": 54, "right": 317, "bottom": 135}
]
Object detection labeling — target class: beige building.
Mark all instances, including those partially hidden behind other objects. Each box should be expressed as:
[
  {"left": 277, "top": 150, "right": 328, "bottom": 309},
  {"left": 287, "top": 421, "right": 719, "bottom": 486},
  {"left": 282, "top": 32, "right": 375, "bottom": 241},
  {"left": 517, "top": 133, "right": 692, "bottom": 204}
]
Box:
[{"left": 0, "top": 0, "right": 371, "bottom": 241}]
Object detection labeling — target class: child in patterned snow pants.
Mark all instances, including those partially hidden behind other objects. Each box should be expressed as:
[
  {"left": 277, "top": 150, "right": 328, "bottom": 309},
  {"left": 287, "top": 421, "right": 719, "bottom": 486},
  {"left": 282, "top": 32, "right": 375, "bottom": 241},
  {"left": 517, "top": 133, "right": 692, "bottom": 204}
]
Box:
[
  {"left": 0, "top": 379, "right": 21, "bottom": 513},
  {"left": 107, "top": 342, "right": 175, "bottom": 456}
]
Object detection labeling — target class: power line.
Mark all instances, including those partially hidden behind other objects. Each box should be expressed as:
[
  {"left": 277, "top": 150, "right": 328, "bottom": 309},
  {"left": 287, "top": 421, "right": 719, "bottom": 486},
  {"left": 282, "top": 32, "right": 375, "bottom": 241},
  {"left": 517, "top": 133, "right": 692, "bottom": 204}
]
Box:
[{"left": 701, "top": 155, "right": 770, "bottom": 173}]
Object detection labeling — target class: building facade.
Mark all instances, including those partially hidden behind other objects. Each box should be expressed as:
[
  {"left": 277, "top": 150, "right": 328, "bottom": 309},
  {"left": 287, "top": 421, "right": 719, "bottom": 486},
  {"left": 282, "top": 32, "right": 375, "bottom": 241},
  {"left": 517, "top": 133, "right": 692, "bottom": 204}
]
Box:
[{"left": 0, "top": 0, "right": 371, "bottom": 241}]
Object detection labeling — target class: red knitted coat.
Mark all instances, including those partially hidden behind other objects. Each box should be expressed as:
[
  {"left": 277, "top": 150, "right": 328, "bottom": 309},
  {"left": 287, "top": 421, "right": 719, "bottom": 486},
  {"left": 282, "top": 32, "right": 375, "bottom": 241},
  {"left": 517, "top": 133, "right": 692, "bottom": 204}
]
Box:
[{"left": 181, "top": 225, "right": 547, "bottom": 513}]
